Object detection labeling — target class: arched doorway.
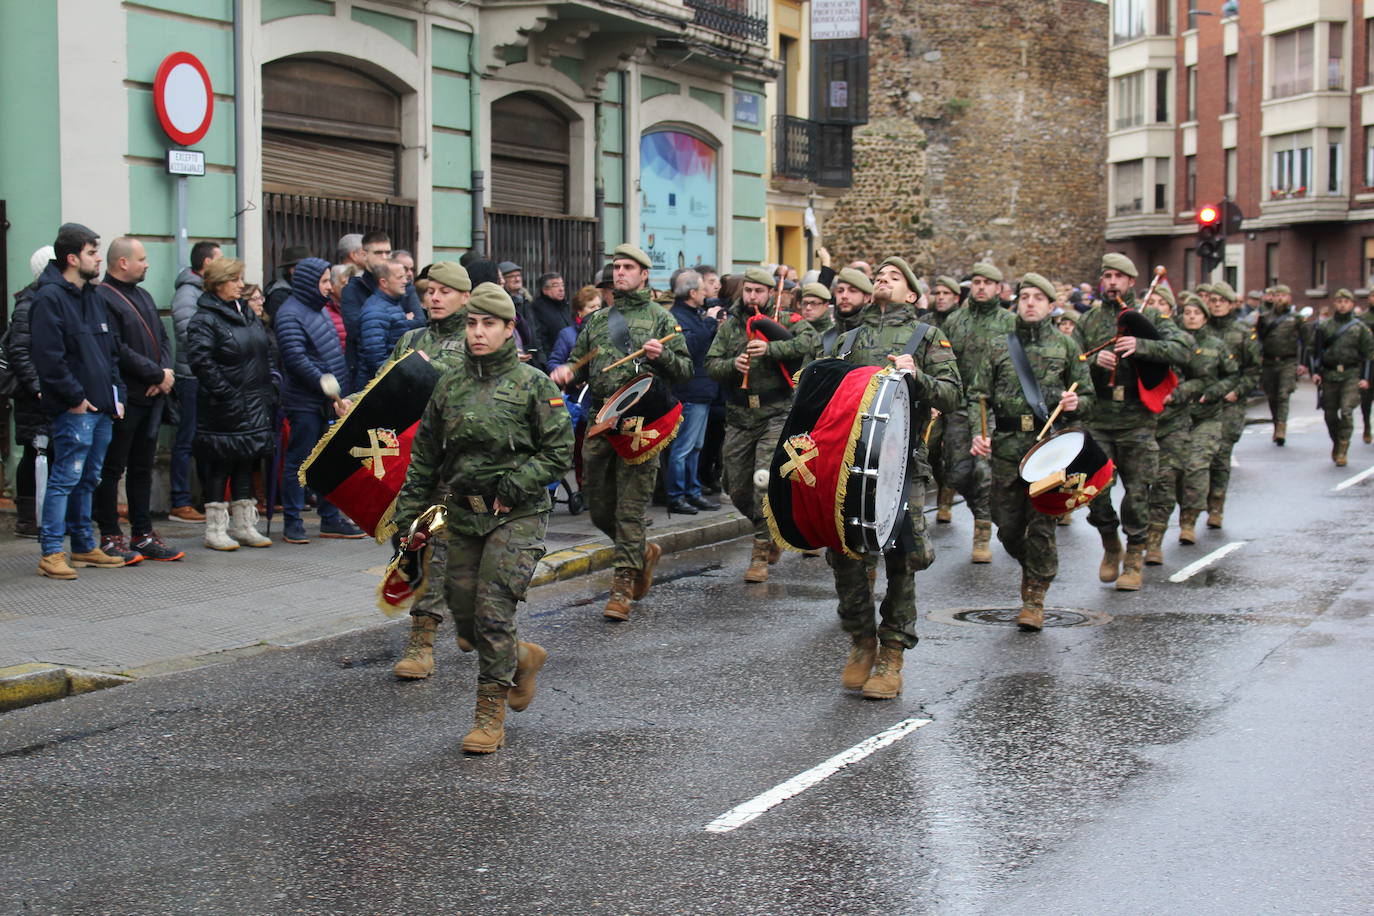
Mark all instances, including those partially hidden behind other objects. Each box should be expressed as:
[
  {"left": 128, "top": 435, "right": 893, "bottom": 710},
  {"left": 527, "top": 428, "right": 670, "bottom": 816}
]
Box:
[{"left": 260, "top": 58, "right": 416, "bottom": 279}]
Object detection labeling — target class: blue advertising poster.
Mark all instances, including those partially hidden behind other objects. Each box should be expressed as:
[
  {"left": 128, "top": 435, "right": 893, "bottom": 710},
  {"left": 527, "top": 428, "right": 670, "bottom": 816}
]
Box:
[{"left": 639, "top": 131, "right": 718, "bottom": 287}]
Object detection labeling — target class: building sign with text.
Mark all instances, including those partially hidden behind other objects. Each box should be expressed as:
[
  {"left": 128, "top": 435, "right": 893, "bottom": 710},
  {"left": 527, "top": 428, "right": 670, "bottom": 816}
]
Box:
[{"left": 811, "top": 0, "right": 867, "bottom": 40}]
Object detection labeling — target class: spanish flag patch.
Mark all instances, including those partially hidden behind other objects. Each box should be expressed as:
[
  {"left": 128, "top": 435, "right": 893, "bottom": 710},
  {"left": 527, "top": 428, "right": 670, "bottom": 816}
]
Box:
[
  {"left": 548, "top": 397, "right": 565, "bottom": 407},
  {"left": 939, "top": 339, "right": 952, "bottom": 347}
]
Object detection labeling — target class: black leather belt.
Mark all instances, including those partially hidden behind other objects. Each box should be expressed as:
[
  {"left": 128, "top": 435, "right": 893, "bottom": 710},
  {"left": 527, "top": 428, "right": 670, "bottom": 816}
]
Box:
[{"left": 994, "top": 415, "right": 1040, "bottom": 433}]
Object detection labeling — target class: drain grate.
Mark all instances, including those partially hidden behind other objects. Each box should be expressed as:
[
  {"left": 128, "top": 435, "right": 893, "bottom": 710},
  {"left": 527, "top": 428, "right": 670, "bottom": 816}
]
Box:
[{"left": 927, "top": 606, "right": 1111, "bottom": 628}]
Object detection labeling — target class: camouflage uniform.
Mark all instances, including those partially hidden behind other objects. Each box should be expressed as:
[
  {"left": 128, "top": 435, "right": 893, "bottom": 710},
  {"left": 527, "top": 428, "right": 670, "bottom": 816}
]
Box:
[
  {"left": 827, "top": 301, "right": 961, "bottom": 648},
  {"left": 393, "top": 337, "right": 573, "bottom": 685},
  {"left": 1256, "top": 306, "right": 1308, "bottom": 429},
  {"left": 939, "top": 295, "right": 1014, "bottom": 522},
  {"left": 1358, "top": 308, "right": 1374, "bottom": 438},
  {"left": 922, "top": 305, "right": 960, "bottom": 501},
  {"left": 1145, "top": 326, "right": 1197, "bottom": 530},
  {"left": 705, "top": 302, "right": 818, "bottom": 541},
  {"left": 1206, "top": 312, "right": 1261, "bottom": 507},
  {"left": 965, "top": 315, "right": 1093, "bottom": 580},
  {"left": 1180, "top": 324, "right": 1239, "bottom": 517},
  {"left": 562, "top": 287, "right": 692, "bottom": 571},
  {"left": 1075, "top": 293, "right": 1190, "bottom": 546},
  {"left": 1312, "top": 311, "right": 1374, "bottom": 449}
]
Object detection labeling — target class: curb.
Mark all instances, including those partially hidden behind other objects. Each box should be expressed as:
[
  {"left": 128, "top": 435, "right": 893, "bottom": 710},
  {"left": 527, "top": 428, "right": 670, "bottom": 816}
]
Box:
[
  {"left": 0, "top": 663, "right": 134, "bottom": 713},
  {"left": 531, "top": 511, "right": 753, "bottom": 588}
]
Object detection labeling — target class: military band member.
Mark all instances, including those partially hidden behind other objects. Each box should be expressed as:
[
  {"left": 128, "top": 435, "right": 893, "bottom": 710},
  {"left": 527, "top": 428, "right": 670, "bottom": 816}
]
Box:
[
  {"left": 550, "top": 244, "right": 693, "bottom": 620},
  {"left": 705, "top": 267, "right": 818, "bottom": 582},
  {"left": 1256, "top": 283, "right": 1308, "bottom": 445},
  {"left": 940, "top": 262, "right": 1014, "bottom": 562},
  {"left": 1176, "top": 295, "right": 1239, "bottom": 544},
  {"left": 968, "top": 272, "right": 1093, "bottom": 630},
  {"left": 1357, "top": 289, "right": 1374, "bottom": 443},
  {"left": 1310, "top": 289, "right": 1374, "bottom": 467},
  {"left": 392, "top": 283, "right": 574, "bottom": 754},
  {"left": 926, "top": 275, "right": 963, "bottom": 524},
  {"left": 823, "top": 267, "right": 873, "bottom": 349},
  {"left": 1141, "top": 285, "right": 1194, "bottom": 566},
  {"left": 1203, "top": 281, "right": 1260, "bottom": 527},
  {"left": 829, "top": 256, "right": 961, "bottom": 699},
  {"left": 798, "top": 282, "right": 833, "bottom": 337},
  {"left": 1076, "top": 253, "right": 1189, "bottom": 591}
]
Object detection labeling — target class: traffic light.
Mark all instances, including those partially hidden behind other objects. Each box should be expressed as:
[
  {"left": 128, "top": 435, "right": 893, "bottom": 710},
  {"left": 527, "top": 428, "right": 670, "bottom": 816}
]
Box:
[{"left": 1197, "top": 203, "right": 1224, "bottom": 275}]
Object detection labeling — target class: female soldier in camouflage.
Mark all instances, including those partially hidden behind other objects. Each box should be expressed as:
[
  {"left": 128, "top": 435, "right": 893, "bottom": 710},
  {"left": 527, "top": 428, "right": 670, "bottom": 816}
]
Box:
[{"left": 1176, "top": 295, "right": 1238, "bottom": 544}]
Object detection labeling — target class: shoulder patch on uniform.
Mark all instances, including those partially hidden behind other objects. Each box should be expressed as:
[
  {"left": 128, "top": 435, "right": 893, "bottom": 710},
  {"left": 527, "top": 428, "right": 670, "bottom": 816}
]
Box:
[
  {"left": 548, "top": 396, "right": 565, "bottom": 407},
  {"left": 674, "top": 325, "right": 682, "bottom": 332},
  {"left": 939, "top": 339, "right": 952, "bottom": 347}
]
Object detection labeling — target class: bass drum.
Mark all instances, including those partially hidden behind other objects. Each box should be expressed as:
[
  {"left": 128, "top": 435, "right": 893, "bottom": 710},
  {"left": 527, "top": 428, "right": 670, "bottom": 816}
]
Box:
[{"left": 845, "top": 369, "right": 914, "bottom": 553}]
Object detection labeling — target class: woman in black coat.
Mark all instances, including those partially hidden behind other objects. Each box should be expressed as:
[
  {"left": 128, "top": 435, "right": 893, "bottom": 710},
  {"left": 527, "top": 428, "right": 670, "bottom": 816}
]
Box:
[
  {"left": 7, "top": 247, "right": 54, "bottom": 538},
  {"left": 186, "top": 257, "right": 278, "bottom": 551}
]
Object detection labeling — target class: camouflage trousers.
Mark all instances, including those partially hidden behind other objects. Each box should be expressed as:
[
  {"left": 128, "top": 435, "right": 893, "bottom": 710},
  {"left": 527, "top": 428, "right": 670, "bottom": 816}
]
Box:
[
  {"left": 1361, "top": 383, "right": 1373, "bottom": 428},
  {"left": 1181, "top": 417, "right": 1223, "bottom": 513},
  {"left": 1321, "top": 376, "right": 1363, "bottom": 444},
  {"left": 936, "top": 409, "right": 991, "bottom": 520},
  {"left": 925, "top": 414, "right": 948, "bottom": 486},
  {"left": 443, "top": 512, "right": 548, "bottom": 687},
  {"left": 1085, "top": 423, "right": 1159, "bottom": 546},
  {"left": 722, "top": 404, "right": 787, "bottom": 540},
  {"left": 411, "top": 534, "right": 449, "bottom": 622},
  {"left": 1261, "top": 360, "right": 1297, "bottom": 426},
  {"left": 990, "top": 454, "right": 1059, "bottom": 580},
  {"left": 1147, "top": 421, "right": 1192, "bottom": 527},
  {"left": 1208, "top": 405, "right": 1246, "bottom": 500},
  {"left": 826, "top": 547, "right": 920, "bottom": 649},
  {"left": 583, "top": 434, "right": 656, "bottom": 570}
]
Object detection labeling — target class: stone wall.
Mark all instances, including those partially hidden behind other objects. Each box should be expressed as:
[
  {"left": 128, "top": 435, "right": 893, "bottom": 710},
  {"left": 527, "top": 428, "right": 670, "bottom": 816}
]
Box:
[{"left": 825, "top": 0, "right": 1108, "bottom": 284}]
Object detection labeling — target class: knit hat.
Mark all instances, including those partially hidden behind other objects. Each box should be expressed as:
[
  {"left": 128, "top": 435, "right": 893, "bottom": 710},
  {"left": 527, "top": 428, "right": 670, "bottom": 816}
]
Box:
[
  {"left": 878, "top": 256, "right": 919, "bottom": 295},
  {"left": 468, "top": 282, "right": 516, "bottom": 321},
  {"left": 1211, "top": 280, "right": 1238, "bottom": 302},
  {"left": 743, "top": 266, "right": 775, "bottom": 287},
  {"left": 1018, "top": 272, "right": 1056, "bottom": 303},
  {"left": 427, "top": 261, "right": 472, "bottom": 292},
  {"left": 1335, "top": 288, "right": 1355, "bottom": 300},
  {"left": 612, "top": 243, "right": 652, "bottom": 269},
  {"left": 29, "top": 245, "right": 55, "bottom": 280},
  {"left": 1100, "top": 253, "right": 1138, "bottom": 278},
  {"left": 835, "top": 267, "right": 874, "bottom": 294},
  {"left": 289, "top": 257, "right": 332, "bottom": 308},
  {"left": 933, "top": 275, "right": 960, "bottom": 295},
  {"left": 801, "top": 282, "right": 832, "bottom": 301},
  {"left": 970, "top": 261, "right": 1003, "bottom": 283}
]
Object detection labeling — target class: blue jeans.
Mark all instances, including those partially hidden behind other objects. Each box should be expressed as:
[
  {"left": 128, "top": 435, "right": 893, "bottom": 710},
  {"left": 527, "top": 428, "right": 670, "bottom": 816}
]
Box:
[
  {"left": 40, "top": 411, "right": 113, "bottom": 556},
  {"left": 170, "top": 376, "right": 199, "bottom": 507},
  {"left": 667, "top": 402, "right": 710, "bottom": 500},
  {"left": 283, "top": 407, "right": 343, "bottom": 524}
]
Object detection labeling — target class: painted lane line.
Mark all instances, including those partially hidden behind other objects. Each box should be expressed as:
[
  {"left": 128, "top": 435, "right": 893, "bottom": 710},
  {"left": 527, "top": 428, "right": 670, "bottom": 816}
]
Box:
[
  {"left": 1169, "top": 541, "right": 1246, "bottom": 583},
  {"left": 1333, "top": 464, "right": 1374, "bottom": 492},
  {"left": 704, "top": 717, "right": 932, "bottom": 834}
]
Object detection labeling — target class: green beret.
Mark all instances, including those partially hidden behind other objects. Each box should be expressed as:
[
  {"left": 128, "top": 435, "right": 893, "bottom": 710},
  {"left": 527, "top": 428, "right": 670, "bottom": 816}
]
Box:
[
  {"left": 612, "top": 243, "right": 652, "bottom": 269},
  {"left": 1018, "top": 272, "right": 1056, "bottom": 302},
  {"left": 801, "top": 282, "right": 831, "bottom": 301},
  {"left": 934, "top": 275, "right": 960, "bottom": 295},
  {"left": 743, "top": 266, "right": 775, "bottom": 287},
  {"left": 1196, "top": 283, "right": 1214, "bottom": 295},
  {"left": 1211, "top": 280, "right": 1238, "bottom": 302},
  {"left": 426, "top": 261, "right": 471, "bottom": 292},
  {"left": 835, "top": 267, "right": 874, "bottom": 294},
  {"left": 1272, "top": 283, "right": 1292, "bottom": 295},
  {"left": 1056, "top": 309, "right": 1081, "bottom": 324},
  {"left": 467, "top": 281, "right": 516, "bottom": 321},
  {"left": 1151, "top": 285, "right": 1176, "bottom": 310},
  {"left": 970, "top": 261, "right": 1003, "bottom": 283},
  {"left": 1180, "top": 291, "right": 1205, "bottom": 307},
  {"left": 1100, "top": 252, "right": 1138, "bottom": 278},
  {"left": 878, "top": 255, "right": 919, "bottom": 295},
  {"left": 1335, "top": 288, "right": 1355, "bottom": 301}
]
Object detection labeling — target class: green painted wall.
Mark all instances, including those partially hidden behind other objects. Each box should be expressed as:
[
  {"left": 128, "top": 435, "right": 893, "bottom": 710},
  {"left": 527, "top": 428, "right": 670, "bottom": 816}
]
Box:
[
  {"left": 433, "top": 189, "right": 473, "bottom": 251},
  {"left": 731, "top": 115, "right": 766, "bottom": 266},
  {"left": 126, "top": 10, "right": 234, "bottom": 89},
  {"left": 351, "top": 6, "right": 417, "bottom": 52},
  {"left": 732, "top": 128, "right": 766, "bottom": 176},
  {"left": 136, "top": 0, "right": 233, "bottom": 21},
  {"left": 433, "top": 72, "right": 473, "bottom": 131},
  {"left": 732, "top": 175, "right": 766, "bottom": 220},
  {"left": 432, "top": 25, "right": 471, "bottom": 73},
  {"left": 262, "top": 0, "right": 334, "bottom": 22},
  {"left": 732, "top": 220, "right": 766, "bottom": 264},
  {"left": 553, "top": 57, "right": 582, "bottom": 85},
  {"left": 431, "top": 27, "right": 474, "bottom": 253},
  {"left": 599, "top": 73, "right": 626, "bottom": 257},
  {"left": 641, "top": 75, "right": 680, "bottom": 101},
  {"left": 689, "top": 87, "right": 724, "bottom": 117}
]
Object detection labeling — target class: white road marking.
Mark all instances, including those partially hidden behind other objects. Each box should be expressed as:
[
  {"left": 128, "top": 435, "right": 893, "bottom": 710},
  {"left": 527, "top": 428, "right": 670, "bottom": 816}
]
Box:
[
  {"left": 1333, "top": 464, "right": 1374, "bottom": 492},
  {"left": 704, "top": 717, "right": 932, "bottom": 833},
  {"left": 1168, "top": 541, "right": 1246, "bottom": 583}
]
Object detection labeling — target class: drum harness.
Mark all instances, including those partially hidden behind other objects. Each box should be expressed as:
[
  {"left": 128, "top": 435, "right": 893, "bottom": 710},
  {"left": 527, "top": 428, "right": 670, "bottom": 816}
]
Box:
[{"left": 1003, "top": 333, "right": 1051, "bottom": 434}]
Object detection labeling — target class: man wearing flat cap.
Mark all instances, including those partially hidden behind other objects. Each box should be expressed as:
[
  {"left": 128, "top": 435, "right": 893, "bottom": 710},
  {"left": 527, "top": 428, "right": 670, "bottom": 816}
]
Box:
[
  {"left": 1311, "top": 288, "right": 1374, "bottom": 466},
  {"left": 1202, "top": 280, "right": 1260, "bottom": 525},
  {"left": 1255, "top": 282, "right": 1309, "bottom": 445},
  {"left": 705, "top": 265, "right": 818, "bottom": 582},
  {"left": 940, "top": 261, "right": 1014, "bottom": 563},
  {"left": 550, "top": 243, "right": 693, "bottom": 620},
  {"left": 1076, "top": 252, "right": 1189, "bottom": 591},
  {"left": 392, "top": 282, "right": 573, "bottom": 754}
]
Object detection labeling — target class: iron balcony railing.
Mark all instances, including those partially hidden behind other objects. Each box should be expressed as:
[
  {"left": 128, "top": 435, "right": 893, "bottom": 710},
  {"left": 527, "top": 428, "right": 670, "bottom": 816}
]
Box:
[
  {"left": 773, "top": 116, "right": 853, "bottom": 188},
  {"left": 684, "top": 0, "right": 768, "bottom": 44}
]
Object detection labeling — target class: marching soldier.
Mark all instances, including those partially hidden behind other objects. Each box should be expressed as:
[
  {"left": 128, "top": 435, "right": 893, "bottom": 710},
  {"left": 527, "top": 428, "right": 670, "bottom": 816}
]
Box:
[
  {"left": 1203, "top": 281, "right": 1260, "bottom": 527},
  {"left": 798, "top": 282, "right": 833, "bottom": 337},
  {"left": 1256, "top": 282, "right": 1308, "bottom": 445},
  {"left": 1310, "top": 288, "right": 1374, "bottom": 467},
  {"left": 1141, "top": 285, "right": 1194, "bottom": 565},
  {"left": 968, "top": 272, "right": 1093, "bottom": 630},
  {"left": 823, "top": 267, "right": 873, "bottom": 350},
  {"left": 1176, "top": 294, "right": 1239, "bottom": 544},
  {"left": 941, "top": 263, "right": 1014, "bottom": 563},
  {"left": 549, "top": 244, "right": 692, "bottom": 620},
  {"left": 706, "top": 268, "right": 818, "bottom": 581},
  {"left": 1357, "top": 289, "right": 1374, "bottom": 443},
  {"left": 392, "top": 283, "right": 574, "bottom": 754},
  {"left": 926, "top": 275, "right": 963, "bottom": 524},
  {"left": 1077, "top": 254, "right": 1189, "bottom": 591},
  {"left": 829, "top": 256, "right": 960, "bottom": 699}
]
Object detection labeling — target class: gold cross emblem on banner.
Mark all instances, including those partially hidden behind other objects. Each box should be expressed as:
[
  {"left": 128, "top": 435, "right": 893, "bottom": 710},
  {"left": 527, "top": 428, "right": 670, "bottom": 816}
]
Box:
[
  {"left": 350, "top": 428, "right": 400, "bottom": 479},
  {"left": 779, "top": 434, "right": 819, "bottom": 486},
  {"left": 620, "top": 416, "right": 659, "bottom": 451}
]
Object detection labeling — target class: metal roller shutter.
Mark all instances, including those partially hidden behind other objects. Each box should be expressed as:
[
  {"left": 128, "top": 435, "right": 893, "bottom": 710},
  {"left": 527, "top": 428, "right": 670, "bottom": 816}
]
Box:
[
  {"left": 490, "top": 156, "right": 568, "bottom": 214},
  {"left": 262, "top": 129, "right": 398, "bottom": 201}
]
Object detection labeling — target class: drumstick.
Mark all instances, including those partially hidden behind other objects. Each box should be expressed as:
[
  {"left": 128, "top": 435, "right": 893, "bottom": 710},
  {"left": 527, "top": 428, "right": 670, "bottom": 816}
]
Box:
[
  {"left": 922, "top": 415, "right": 938, "bottom": 443},
  {"left": 567, "top": 346, "right": 599, "bottom": 375},
  {"left": 601, "top": 332, "right": 679, "bottom": 372},
  {"left": 1036, "top": 382, "right": 1079, "bottom": 441},
  {"left": 979, "top": 397, "right": 988, "bottom": 441}
]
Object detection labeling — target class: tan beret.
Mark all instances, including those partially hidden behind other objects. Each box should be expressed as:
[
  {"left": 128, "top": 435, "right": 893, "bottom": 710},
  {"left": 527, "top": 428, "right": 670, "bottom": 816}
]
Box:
[
  {"left": 1335, "top": 288, "right": 1355, "bottom": 300},
  {"left": 743, "top": 266, "right": 775, "bottom": 287},
  {"left": 1211, "top": 280, "right": 1238, "bottom": 302},
  {"left": 1101, "top": 253, "right": 1138, "bottom": 278},
  {"left": 1272, "top": 283, "right": 1292, "bottom": 295},
  {"left": 612, "top": 243, "right": 652, "bottom": 270},
  {"left": 878, "top": 255, "right": 919, "bottom": 294},
  {"left": 934, "top": 275, "right": 960, "bottom": 295},
  {"left": 801, "top": 282, "right": 832, "bottom": 301},
  {"left": 467, "top": 281, "right": 516, "bottom": 321},
  {"left": 427, "top": 261, "right": 471, "bottom": 292},
  {"left": 970, "top": 261, "right": 1003, "bottom": 283},
  {"left": 835, "top": 267, "right": 874, "bottom": 294},
  {"left": 1018, "top": 272, "right": 1056, "bottom": 302}
]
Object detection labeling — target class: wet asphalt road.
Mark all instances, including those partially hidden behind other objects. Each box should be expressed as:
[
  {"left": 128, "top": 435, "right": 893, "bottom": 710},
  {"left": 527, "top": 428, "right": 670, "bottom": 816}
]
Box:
[{"left": 3, "top": 406, "right": 1374, "bottom": 916}]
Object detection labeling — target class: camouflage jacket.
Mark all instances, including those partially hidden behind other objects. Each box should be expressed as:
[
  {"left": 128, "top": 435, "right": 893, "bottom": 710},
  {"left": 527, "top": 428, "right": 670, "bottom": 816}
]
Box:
[
  {"left": 1183, "top": 323, "right": 1239, "bottom": 424},
  {"left": 926, "top": 306, "right": 958, "bottom": 332},
  {"left": 1075, "top": 292, "right": 1190, "bottom": 427},
  {"left": 390, "top": 310, "right": 466, "bottom": 371},
  {"left": 966, "top": 315, "right": 1094, "bottom": 462},
  {"left": 807, "top": 313, "right": 835, "bottom": 338},
  {"left": 837, "top": 301, "right": 961, "bottom": 414},
  {"left": 705, "top": 300, "right": 818, "bottom": 407},
  {"left": 1207, "top": 313, "right": 1261, "bottom": 399},
  {"left": 1256, "top": 307, "right": 1309, "bottom": 362},
  {"left": 563, "top": 288, "right": 692, "bottom": 402},
  {"left": 942, "top": 295, "right": 1016, "bottom": 386},
  {"left": 1312, "top": 311, "right": 1374, "bottom": 382},
  {"left": 394, "top": 337, "right": 573, "bottom": 537}
]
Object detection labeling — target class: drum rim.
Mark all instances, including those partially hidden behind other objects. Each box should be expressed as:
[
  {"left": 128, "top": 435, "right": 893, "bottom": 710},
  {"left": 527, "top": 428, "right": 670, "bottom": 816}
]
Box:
[
  {"left": 596, "top": 373, "right": 654, "bottom": 424},
  {"left": 1018, "top": 427, "right": 1086, "bottom": 482},
  {"left": 848, "top": 369, "right": 913, "bottom": 554}
]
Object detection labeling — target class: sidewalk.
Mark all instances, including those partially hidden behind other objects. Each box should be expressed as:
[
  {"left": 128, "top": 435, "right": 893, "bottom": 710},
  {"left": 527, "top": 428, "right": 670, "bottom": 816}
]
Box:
[{"left": 0, "top": 496, "right": 750, "bottom": 708}]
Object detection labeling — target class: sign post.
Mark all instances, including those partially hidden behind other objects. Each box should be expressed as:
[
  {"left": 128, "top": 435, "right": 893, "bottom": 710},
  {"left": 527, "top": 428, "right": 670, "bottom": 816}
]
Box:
[{"left": 153, "top": 52, "right": 214, "bottom": 269}]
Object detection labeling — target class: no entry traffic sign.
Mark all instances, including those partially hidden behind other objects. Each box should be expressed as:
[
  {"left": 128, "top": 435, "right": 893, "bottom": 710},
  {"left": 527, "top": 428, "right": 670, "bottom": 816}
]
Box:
[{"left": 154, "top": 51, "right": 214, "bottom": 146}]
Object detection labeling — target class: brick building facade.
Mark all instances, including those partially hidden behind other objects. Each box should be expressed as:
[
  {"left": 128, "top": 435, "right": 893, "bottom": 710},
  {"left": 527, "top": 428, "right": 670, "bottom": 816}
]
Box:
[{"left": 824, "top": 0, "right": 1109, "bottom": 283}]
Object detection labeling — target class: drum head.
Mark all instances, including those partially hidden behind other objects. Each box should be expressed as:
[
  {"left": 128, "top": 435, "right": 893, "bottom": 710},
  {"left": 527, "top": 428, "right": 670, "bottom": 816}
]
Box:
[
  {"left": 1019, "top": 430, "right": 1085, "bottom": 483},
  {"left": 871, "top": 379, "right": 912, "bottom": 548},
  {"left": 596, "top": 374, "right": 654, "bottom": 425}
]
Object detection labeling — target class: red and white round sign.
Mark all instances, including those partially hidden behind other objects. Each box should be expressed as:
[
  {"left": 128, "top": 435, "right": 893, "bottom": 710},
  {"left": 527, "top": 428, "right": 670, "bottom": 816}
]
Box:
[{"left": 154, "top": 52, "right": 214, "bottom": 146}]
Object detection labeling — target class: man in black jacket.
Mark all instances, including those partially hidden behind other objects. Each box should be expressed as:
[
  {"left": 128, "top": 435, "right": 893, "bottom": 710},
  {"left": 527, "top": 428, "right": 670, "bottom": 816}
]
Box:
[
  {"left": 93, "top": 237, "right": 183, "bottom": 563},
  {"left": 526, "top": 272, "right": 569, "bottom": 364},
  {"left": 29, "top": 223, "right": 128, "bottom": 579}
]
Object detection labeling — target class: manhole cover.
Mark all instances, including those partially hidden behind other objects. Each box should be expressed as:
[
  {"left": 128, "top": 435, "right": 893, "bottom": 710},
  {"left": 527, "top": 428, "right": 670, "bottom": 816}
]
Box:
[{"left": 927, "top": 606, "right": 1111, "bottom": 628}]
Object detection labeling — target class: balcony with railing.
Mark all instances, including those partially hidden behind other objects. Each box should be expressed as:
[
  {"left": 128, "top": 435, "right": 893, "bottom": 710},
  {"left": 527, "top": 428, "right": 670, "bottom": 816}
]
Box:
[
  {"left": 773, "top": 115, "right": 853, "bottom": 188},
  {"left": 684, "top": 0, "right": 768, "bottom": 44}
]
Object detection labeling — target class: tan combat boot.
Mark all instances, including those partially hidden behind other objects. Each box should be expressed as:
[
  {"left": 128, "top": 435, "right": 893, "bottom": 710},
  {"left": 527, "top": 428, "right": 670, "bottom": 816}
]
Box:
[
  {"left": 461, "top": 684, "right": 508, "bottom": 754},
  {"left": 971, "top": 520, "right": 993, "bottom": 564},
  {"left": 393, "top": 614, "right": 439, "bottom": 679},
  {"left": 744, "top": 538, "right": 771, "bottom": 583},
  {"left": 632, "top": 541, "right": 662, "bottom": 599},
  {"left": 1177, "top": 510, "right": 1199, "bottom": 545},
  {"left": 1098, "top": 531, "right": 1123, "bottom": 582},
  {"left": 841, "top": 635, "right": 878, "bottom": 690},
  {"left": 935, "top": 487, "right": 955, "bottom": 524},
  {"left": 1206, "top": 493, "right": 1225, "bottom": 529},
  {"left": 507, "top": 641, "right": 548, "bottom": 712},
  {"left": 862, "top": 645, "right": 905, "bottom": 700},
  {"left": 1274, "top": 422, "right": 1286, "bottom": 446},
  {"left": 38, "top": 552, "right": 78, "bottom": 580},
  {"left": 604, "top": 568, "right": 636, "bottom": 620},
  {"left": 1115, "top": 544, "right": 1145, "bottom": 591},
  {"left": 766, "top": 540, "right": 782, "bottom": 564},
  {"left": 1334, "top": 440, "right": 1350, "bottom": 467},
  {"left": 1017, "top": 574, "right": 1050, "bottom": 632},
  {"left": 1144, "top": 525, "right": 1166, "bottom": 566}
]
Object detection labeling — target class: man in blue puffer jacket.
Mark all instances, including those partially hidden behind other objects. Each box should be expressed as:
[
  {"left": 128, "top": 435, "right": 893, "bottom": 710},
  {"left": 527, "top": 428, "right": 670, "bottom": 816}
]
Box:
[
  {"left": 357, "top": 259, "right": 424, "bottom": 383},
  {"left": 273, "top": 257, "right": 365, "bottom": 543}
]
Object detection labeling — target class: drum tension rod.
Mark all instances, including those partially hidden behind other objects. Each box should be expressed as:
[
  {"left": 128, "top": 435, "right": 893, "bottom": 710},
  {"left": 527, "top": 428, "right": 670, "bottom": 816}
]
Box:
[{"left": 849, "top": 466, "right": 881, "bottom": 478}]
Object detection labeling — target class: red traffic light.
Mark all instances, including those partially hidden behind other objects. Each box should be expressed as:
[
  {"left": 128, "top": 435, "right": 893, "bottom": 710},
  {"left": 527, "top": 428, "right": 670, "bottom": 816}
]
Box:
[{"left": 1197, "top": 205, "right": 1220, "bottom": 226}]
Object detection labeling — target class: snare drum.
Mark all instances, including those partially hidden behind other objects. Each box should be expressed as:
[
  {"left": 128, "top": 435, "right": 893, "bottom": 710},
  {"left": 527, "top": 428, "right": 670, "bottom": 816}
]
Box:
[
  {"left": 1017, "top": 428, "right": 1115, "bottom": 515},
  {"left": 588, "top": 373, "right": 683, "bottom": 465}
]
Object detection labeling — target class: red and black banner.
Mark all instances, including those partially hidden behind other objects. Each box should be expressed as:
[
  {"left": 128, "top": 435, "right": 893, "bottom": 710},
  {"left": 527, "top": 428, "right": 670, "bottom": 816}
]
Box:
[
  {"left": 1118, "top": 309, "right": 1178, "bottom": 413},
  {"left": 300, "top": 351, "right": 441, "bottom": 540}
]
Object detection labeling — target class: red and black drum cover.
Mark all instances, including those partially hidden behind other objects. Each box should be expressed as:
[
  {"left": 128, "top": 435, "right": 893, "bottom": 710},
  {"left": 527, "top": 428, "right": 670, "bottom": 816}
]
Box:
[{"left": 1118, "top": 308, "right": 1179, "bottom": 413}]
